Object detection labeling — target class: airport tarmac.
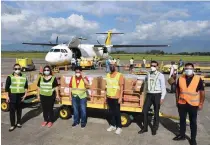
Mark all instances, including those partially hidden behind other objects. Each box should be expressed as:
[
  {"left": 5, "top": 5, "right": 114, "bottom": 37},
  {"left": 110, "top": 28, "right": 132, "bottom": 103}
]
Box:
[{"left": 1, "top": 58, "right": 210, "bottom": 145}]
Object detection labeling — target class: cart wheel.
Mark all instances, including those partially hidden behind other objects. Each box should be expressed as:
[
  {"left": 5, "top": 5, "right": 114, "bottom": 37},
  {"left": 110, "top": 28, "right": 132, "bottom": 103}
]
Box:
[
  {"left": 59, "top": 106, "right": 71, "bottom": 119},
  {"left": 121, "top": 113, "right": 132, "bottom": 127},
  {"left": 1, "top": 100, "right": 9, "bottom": 112}
]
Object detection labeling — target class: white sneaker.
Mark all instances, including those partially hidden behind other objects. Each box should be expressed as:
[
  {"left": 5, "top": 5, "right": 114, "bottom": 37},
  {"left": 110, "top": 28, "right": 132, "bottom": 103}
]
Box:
[
  {"left": 107, "top": 126, "right": 116, "bottom": 132},
  {"left": 115, "top": 128, "right": 122, "bottom": 135}
]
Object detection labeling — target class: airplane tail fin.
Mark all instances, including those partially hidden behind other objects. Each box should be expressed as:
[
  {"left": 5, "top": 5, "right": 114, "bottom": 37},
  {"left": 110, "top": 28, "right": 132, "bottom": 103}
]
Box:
[{"left": 96, "top": 31, "right": 124, "bottom": 45}]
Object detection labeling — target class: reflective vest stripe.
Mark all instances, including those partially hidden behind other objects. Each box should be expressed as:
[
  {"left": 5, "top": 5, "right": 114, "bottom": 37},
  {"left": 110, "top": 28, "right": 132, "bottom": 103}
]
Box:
[{"left": 180, "top": 92, "right": 199, "bottom": 96}]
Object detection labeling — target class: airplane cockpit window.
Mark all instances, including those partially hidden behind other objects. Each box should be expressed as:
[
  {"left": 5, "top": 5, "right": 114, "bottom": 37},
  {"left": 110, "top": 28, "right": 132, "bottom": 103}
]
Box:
[
  {"left": 61, "top": 49, "right": 65, "bottom": 53},
  {"left": 64, "top": 49, "right": 68, "bottom": 53},
  {"left": 49, "top": 49, "right": 54, "bottom": 52},
  {"left": 53, "top": 49, "right": 61, "bottom": 52}
]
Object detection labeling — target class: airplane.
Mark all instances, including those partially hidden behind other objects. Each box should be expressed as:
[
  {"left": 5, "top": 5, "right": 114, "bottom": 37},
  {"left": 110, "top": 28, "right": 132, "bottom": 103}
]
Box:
[{"left": 22, "top": 30, "right": 170, "bottom": 66}]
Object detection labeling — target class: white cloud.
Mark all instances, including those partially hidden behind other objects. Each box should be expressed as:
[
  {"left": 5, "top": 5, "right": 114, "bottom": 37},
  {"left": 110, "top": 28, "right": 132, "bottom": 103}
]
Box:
[{"left": 115, "top": 17, "right": 131, "bottom": 23}]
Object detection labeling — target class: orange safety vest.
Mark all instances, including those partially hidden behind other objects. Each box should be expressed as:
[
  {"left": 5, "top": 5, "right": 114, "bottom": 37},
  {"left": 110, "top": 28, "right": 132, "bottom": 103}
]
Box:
[{"left": 178, "top": 75, "right": 200, "bottom": 106}]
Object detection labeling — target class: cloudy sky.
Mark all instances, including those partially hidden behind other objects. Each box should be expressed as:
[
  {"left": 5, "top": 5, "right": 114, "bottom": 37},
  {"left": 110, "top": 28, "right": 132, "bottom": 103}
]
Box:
[{"left": 1, "top": 1, "right": 210, "bottom": 52}]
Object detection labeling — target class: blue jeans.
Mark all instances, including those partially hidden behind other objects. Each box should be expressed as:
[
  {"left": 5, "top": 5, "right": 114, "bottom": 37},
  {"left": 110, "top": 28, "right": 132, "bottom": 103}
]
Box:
[
  {"left": 106, "top": 65, "right": 110, "bottom": 73},
  {"left": 72, "top": 96, "right": 87, "bottom": 125}
]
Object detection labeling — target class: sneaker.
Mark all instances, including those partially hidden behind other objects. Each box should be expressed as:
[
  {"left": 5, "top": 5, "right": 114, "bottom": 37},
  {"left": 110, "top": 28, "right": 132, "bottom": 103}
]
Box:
[
  {"left": 81, "top": 124, "right": 86, "bottom": 129},
  {"left": 41, "top": 122, "right": 48, "bottom": 127},
  {"left": 72, "top": 123, "right": 78, "bottom": 127},
  {"left": 115, "top": 128, "right": 122, "bottom": 135},
  {"left": 9, "top": 126, "right": 15, "bottom": 132},
  {"left": 107, "top": 126, "right": 116, "bottom": 132},
  {"left": 16, "top": 124, "right": 22, "bottom": 128},
  {"left": 47, "top": 122, "right": 53, "bottom": 128}
]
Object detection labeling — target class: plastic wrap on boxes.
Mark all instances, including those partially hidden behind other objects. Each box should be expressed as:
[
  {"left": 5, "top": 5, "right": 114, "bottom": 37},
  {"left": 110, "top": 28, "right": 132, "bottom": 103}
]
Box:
[{"left": 60, "top": 76, "right": 71, "bottom": 87}]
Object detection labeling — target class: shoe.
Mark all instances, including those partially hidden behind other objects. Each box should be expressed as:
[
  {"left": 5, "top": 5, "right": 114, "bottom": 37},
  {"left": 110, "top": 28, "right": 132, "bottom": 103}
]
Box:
[
  {"left": 41, "top": 122, "right": 48, "bottom": 127},
  {"left": 190, "top": 139, "right": 197, "bottom": 145},
  {"left": 115, "top": 128, "right": 122, "bottom": 135},
  {"left": 138, "top": 129, "right": 148, "bottom": 134},
  {"left": 72, "top": 123, "right": 78, "bottom": 127},
  {"left": 107, "top": 126, "right": 116, "bottom": 132},
  {"left": 16, "top": 124, "right": 22, "bottom": 128},
  {"left": 152, "top": 129, "right": 157, "bottom": 135},
  {"left": 173, "top": 135, "right": 186, "bottom": 141},
  {"left": 47, "top": 122, "right": 53, "bottom": 128},
  {"left": 81, "top": 124, "right": 86, "bottom": 129},
  {"left": 9, "top": 126, "right": 15, "bottom": 132}
]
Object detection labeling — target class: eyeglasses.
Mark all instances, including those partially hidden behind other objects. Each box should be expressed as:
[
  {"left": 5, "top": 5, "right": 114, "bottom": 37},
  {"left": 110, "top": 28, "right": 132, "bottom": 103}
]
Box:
[
  {"left": 151, "top": 65, "right": 157, "bottom": 67},
  {"left": 14, "top": 68, "right": 21, "bottom": 70}
]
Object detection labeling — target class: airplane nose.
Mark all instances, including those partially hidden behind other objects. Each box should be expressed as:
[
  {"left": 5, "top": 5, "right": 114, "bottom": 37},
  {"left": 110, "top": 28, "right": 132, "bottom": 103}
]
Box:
[{"left": 45, "top": 53, "right": 55, "bottom": 64}]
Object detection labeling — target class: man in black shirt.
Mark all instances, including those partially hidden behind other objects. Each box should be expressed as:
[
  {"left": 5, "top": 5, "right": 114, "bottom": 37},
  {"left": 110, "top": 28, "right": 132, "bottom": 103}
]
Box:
[
  {"left": 5, "top": 64, "right": 28, "bottom": 131},
  {"left": 173, "top": 63, "right": 205, "bottom": 145}
]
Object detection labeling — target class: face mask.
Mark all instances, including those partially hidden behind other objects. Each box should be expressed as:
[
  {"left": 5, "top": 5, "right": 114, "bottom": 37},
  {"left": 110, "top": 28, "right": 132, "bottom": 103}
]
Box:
[
  {"left": 14, "top": 70, "right": 21, "bottom": 74},
  {"left": 185, "top": 69, "right": 193, "bottom": 76},
  {"left": 44, "top": 71, "right": 50, "bottom": 76},
  {"left": 75, "top": 73, "right": 81, "bottom": 77},
  {"left": 151, "top": 66, "right": 157, "bottom": 72}
]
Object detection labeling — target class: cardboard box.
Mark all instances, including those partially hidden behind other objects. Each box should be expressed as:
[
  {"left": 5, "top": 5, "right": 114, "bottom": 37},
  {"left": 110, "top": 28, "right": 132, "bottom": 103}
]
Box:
[
  {"left": 60, "top": 87, "right": 70, "bottom": 96},
  {"left": 91, "top": 77, "right": 106, "bottom": 95},
  {"left": 134, "top": 80, "right": 143, "bottom": 92},
  {"left": 92, "top": 96, "right": 105, "bottom": 103},
  {"left": 60, "top": 76, "right": 71, "bottom": 87},
  {"left": 122, "top": 102, "right": 139, "bottom": 107},
  {"left": 123, "top": 95, "right": 140, "bottom": 102}
]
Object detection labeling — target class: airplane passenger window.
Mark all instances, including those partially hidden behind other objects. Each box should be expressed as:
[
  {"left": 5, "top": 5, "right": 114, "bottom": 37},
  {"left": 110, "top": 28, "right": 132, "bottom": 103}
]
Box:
[
  {"left": 53, "top": 49, "right": 60, "bottom": 52},
  {"left": 64, "top": 49, "right": 68, "bottom": 53}
]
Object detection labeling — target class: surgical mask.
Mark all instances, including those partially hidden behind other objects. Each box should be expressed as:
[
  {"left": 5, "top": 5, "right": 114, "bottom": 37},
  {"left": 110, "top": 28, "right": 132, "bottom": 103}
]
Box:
[
  {"left": 75, "top": 73, "right": 81, "bottom": 77},
  {"left": 185, "top": 69, "right": 193, "bottom": 76},
  {"left": 14, "top": 70, "right": 21, "bottom": 74},
  {"left": 151, "top": 67, "right": 157, "bottom": 72},
  {"left": 44, "top": 71, "right": 50, "bottom": 76}
]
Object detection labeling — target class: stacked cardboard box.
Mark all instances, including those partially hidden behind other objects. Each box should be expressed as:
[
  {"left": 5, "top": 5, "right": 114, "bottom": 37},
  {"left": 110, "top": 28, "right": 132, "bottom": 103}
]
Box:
[
  {"left": 60, "top": 76, "right": 71, "bottom": 96},
  {"left": 122, "top": 78, "right": 144, "bottom": 107},
  {"left": 91, "top": 77, "right": 106, "bottom": 103}
]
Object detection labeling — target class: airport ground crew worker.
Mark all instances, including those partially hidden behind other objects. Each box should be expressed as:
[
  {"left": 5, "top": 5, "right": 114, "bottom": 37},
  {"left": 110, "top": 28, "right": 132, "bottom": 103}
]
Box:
[
  {"left": 106, "top": 64, "right": 124, "bottom": 135},
  {"left": 142, "top": 57, "right": 146, "bottom": 68},
  {"left": 69, "top": 66, "right": 89, "bottom": 128},
  {"left": 129, "top": 57, "right": 134, "bottom": 73},
  {"left": 37, "top": 65, "right": 60, "bottom": 128},
  {"left": 173, "top": 63, "right": 205, "bottom": 145},
  {"left": 5, "top": 64, "right": 28, "bottom": 131},
  {"left": 116, "top": 58, "right": 120, "bottom": 72},
  {"left": 138, "top": 60, "right": 166, "bottom": 135},
  {"left": 105, "top": 57, "right": 110, "bottom": 73},
  {"left": 169, "top": 61, "right": 178, "bottom": 93},
  {"left": 71, "top": 57, "right": 76, "bottom": 71}
]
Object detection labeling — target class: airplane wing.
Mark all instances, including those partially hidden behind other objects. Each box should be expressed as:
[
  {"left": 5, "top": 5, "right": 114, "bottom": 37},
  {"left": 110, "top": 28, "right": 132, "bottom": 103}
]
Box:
[
  {"left": 22, "top": 42, "right": 58, "bottom": 46},
  {"left": 93, "top": 44, "right": 170, "bottom": 47}
]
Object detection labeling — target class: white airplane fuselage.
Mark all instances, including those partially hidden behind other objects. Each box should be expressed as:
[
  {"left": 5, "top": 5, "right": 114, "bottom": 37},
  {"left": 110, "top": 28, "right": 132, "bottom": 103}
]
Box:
[{"left": 45, "top": 44, "right": 110, "bottom": 66}]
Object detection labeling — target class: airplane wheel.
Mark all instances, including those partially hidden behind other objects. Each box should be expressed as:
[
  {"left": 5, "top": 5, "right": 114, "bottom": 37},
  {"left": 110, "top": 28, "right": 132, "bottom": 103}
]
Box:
[
  {"left": 121, "top": 113, "right": 132, "bottom": 127},
  {"left": 59, "top": 106, "right": 71, "bottom": 119},
  {"left": 1, "top": 100, "right": 9, "bottom": 112}
]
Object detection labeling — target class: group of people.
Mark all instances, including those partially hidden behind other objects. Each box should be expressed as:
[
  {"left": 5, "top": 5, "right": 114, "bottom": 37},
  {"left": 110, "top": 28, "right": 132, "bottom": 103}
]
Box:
[{"left": 5, "top": 60, "right": 205, "bottom": 145}]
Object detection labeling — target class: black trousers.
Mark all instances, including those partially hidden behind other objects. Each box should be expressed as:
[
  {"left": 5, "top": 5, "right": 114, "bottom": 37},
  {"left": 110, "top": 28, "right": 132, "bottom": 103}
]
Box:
[
  {"left": 107, "top": 98, "right": 122, "bottom": 128},
  {"left": 40, "top": 96, "right": 55, "bottom": 122},
  {"left": 171, "top": 83, "right": 176, "bottom": 93},
  {"left": 9, "top": 102, "right": 22, "bottom": 126},
  {"left": 143, "top": 93, "right": 161, "bottom": 130},
  {"left": 178, "top": 103, "right": 198, "bottom": 140}
]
